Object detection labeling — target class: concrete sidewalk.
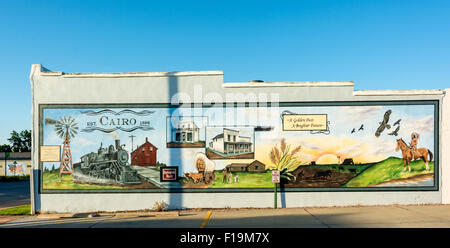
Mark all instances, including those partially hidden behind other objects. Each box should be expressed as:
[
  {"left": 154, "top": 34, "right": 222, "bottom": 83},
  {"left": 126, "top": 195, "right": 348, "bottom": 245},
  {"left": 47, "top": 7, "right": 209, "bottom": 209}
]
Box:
[{"left": 2, "top": 204, "right": 450, "bottom": 228}]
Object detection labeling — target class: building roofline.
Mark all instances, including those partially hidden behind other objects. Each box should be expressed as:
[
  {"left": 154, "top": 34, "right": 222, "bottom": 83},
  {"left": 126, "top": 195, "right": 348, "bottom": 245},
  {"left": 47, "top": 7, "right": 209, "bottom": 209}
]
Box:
[
  {"left": 223, "top": 81, "right": 354, "bottom": 88},
  {"left": 223, "top": 128, "right": 239, "bottom": 132},
  {"left": 31, "top": 65, "right": 445, "bottom": 94},
  {"left": 353, "top": 89, "right": 445, "bottom": 96},
  {"left": 0, "top": 152, "right": 31, "bottom": 159},
  {"left": 131, "top": 141, "right": 158, "bottom": 154},
  {"left": 32, "top": 64, "right": 223, "bottom": 78}
]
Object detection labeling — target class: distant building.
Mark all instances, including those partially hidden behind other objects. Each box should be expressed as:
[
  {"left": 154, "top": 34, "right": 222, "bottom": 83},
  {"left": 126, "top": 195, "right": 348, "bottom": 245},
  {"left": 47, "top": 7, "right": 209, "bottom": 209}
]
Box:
[
  {"left": 131, "top": 137, "right": 158, "bottom": 166},
  {"left": 226, "top": 163, "right": 248, "bottom": 172},
  {"left": 226, "top": 160, "right": 266, "bottom": 172},
  {"left": 171, "top": 120, "right": 200, "bottom": 144},
  {"left": 342, "top": 158, "right": 354, "bottom": 165},
  {"left": 209, "top": 128, "right": 252, "bottom": 155},
  {"left": 0, "top": 152, "right": 32, "bottom": 176}
]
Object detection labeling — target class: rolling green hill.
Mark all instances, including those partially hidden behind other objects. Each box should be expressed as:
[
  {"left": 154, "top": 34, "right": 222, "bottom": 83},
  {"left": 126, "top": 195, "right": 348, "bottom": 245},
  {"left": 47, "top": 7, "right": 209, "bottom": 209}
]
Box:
[{"left": 344, "top": 157, "right": 434, "bottom": 187}]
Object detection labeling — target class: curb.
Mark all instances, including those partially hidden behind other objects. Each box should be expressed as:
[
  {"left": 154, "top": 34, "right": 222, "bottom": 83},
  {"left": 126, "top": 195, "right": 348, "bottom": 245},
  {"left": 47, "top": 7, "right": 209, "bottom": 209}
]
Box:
[
  {"left": 114, "top": 211, "right": 179, "bottom": 218},
  {"left": 37, "top": 213, "right": 76, "bottom": 219},
  {"left": 36, "top": 211, "right": 179, "bottom": 219}
]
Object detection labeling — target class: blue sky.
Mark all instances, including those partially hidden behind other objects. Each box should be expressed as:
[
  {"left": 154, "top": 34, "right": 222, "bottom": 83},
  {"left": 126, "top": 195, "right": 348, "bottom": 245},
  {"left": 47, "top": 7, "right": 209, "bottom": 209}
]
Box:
[{"left": 1, "top": 0, "right": 449, "bottom": 144}]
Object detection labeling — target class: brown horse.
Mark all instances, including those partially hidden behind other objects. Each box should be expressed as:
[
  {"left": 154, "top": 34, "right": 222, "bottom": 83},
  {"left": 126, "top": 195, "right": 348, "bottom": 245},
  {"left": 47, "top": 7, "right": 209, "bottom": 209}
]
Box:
[{"left": 395, "top": 138, "right": 433, "bottom": 172}]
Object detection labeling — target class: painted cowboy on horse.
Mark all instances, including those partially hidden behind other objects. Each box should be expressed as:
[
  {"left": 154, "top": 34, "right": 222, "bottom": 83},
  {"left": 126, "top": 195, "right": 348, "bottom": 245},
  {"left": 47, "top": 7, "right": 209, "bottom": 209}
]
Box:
[
  {"left": 395, "top": 132, "right": 433, "bottom": 172},
  {"left": 410, "top": 132, "right": 419, "bottom": 159}
]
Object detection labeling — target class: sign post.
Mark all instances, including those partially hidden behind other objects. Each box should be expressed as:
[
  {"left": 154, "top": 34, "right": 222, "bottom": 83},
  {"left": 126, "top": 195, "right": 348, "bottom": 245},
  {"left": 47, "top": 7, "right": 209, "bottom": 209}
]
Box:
[{"left": 272, "top": 170, "right": 280, "bottom": 209}]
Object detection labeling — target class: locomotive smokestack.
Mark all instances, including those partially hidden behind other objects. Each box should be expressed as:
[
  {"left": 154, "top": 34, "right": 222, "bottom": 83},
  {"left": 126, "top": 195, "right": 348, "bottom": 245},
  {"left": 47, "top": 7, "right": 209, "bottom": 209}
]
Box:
[{"left": 115, "top": 139, "right": 120, "bottom": 150}]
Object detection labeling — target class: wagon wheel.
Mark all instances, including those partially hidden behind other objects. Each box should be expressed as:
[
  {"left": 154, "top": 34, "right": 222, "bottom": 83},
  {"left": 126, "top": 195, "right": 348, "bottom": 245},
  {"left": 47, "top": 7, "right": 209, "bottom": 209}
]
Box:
[
  {"left": 204, "top": 174, "right": 210, "bottom": 184},
  {"left": 204, "top": 172, "right": 214, "bottom": 184}
]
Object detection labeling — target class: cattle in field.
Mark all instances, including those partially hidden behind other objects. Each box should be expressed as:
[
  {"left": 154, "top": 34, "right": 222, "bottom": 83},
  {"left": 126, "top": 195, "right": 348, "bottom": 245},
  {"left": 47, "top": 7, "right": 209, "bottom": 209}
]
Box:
[
  {"left": 314, "top": 170, "right": 332, "bottom": 179},
  {"left": 183, "top": 173, "right": 192, "bottom": 182},
  {"left": 296, "top": 170, "right": 304, "bottom": 181},
  {"left": 184, "top": 172, "right": 204, "bottom": 183}
]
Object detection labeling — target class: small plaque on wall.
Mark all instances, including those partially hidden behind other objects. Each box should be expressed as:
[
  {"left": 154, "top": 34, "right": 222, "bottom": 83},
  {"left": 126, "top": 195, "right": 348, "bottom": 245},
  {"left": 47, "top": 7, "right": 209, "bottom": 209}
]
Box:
[
  {"left": 282, "top": 114, "right": 328, "bottom": 131},
  {"left": 40, "top": 145, "right": 61, "bottom": 162},
  {"left": 160, "top": 167, "right": 179, "bottom": 182}
]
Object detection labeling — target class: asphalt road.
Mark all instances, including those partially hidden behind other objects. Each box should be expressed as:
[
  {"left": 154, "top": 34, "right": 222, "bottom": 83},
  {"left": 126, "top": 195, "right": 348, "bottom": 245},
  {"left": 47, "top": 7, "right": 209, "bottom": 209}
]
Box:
[{"left": 0, "top": 180, "right": 30, "bottom": 209}]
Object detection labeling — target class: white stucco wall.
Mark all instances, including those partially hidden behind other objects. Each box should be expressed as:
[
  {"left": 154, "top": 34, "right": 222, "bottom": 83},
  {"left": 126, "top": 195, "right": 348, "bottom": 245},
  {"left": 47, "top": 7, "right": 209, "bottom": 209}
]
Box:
[
  {"left": 441, "top": 89, "right": 450, "bottom": 203},
  {"left": 30, "top": 64, "right": 447, "bottom": 213}
]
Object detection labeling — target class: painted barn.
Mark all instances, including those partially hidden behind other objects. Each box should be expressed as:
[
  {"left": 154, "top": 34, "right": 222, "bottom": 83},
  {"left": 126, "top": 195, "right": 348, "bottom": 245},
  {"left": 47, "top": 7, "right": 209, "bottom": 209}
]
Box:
[
  {"left": 247, "top": 160, "right": 266, "bottom": 172},
  {"left": 131, "top": 137, "right": 158, "bottom": 166},
  {"left": 226, "top": 160, "right": 266, "bottom": 172}
]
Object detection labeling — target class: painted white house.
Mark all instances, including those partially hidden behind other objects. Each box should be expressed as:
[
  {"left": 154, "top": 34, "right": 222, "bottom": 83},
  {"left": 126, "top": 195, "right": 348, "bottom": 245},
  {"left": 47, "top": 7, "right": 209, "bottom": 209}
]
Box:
[
  {"left": 209, "top": 128, "right": 253, "bottom": 154},
  {"left": 171, "top": 120, "right": 200, "bottom": 144}
]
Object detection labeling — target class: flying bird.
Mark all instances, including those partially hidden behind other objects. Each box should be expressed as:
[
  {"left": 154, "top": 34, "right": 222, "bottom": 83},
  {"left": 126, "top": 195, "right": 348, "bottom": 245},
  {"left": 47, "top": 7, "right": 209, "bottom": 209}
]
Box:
[
  {"left": 358, "top": 124, "right": 364, "bottom": 131},
  {"left": 394, "top": 119, "right": 401, "bottom": 126},
  {"left": 388, "top": 125, "right": 400, "bottom": 136},
  {"left": 351, "top": 128, "right": 356, "bottom": 134},
  {"left": 375, "top": 110, "right": 392, "bottom": 137}
]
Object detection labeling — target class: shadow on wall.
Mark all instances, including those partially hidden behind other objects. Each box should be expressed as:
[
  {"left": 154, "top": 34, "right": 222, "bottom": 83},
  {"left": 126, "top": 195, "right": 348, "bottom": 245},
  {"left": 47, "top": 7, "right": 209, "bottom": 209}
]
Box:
[
  {"left": 33, "top": 169, "right": 41, "bottom": 213},
  {"left": 168, "top": 75, "right": 182, "bottom": 209},
  {"left": 280, "top": 183, "right": 287, "bottom": 208}
]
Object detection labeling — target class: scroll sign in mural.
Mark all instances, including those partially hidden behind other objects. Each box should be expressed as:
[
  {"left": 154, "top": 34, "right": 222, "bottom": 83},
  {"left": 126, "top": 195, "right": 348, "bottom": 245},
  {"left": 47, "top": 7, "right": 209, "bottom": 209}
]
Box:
[{"left": 40, "top": 102, "right": 437, "bottom": 191}]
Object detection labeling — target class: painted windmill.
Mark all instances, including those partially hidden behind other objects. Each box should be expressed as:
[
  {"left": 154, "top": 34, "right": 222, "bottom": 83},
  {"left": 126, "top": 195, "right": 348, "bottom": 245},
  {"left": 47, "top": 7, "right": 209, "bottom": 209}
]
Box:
[{"left": 53, "top": 116, "right": 78, "bottom": 178}]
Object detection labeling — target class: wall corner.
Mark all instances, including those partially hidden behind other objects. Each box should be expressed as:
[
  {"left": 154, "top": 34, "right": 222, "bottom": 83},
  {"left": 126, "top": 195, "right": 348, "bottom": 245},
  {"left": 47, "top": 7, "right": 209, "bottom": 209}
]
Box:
[{"left": 441, "top": 89, "right": 450, "bottom": 203}]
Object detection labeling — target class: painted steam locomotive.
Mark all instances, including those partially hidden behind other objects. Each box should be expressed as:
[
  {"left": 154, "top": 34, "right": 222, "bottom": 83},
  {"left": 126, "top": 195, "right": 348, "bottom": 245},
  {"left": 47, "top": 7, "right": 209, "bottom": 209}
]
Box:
[{"left": 73, "top": 139, "right": 141, "bottom": 185}]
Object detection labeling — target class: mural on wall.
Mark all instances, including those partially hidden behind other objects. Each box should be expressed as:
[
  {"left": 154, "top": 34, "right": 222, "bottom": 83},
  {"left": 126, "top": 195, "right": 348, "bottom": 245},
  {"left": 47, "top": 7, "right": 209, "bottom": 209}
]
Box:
[
  {"left": 7, "top": 162, "right": 25, "bottom": 176},
  {"left": 40, "top": 102, "right": 437, "bottom": 191}
]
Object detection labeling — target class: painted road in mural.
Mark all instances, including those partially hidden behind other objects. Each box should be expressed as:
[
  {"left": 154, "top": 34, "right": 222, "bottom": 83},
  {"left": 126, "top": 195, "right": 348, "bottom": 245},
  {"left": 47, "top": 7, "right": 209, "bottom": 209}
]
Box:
[{"left": 39, "top": 102, "right": 437, "bottom": 191}]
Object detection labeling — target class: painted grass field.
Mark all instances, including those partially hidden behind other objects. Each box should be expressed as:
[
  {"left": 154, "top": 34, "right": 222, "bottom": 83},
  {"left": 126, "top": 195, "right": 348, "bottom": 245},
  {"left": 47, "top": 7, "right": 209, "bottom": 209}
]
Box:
[
  {"left": 209, "top": 171, "right": 273, "bottom": 188},
  {"left": 344, "top": 157, "right": 435, "bottom": 187},
  {"left": 308, "top": 163, "right": 374, "bottom": 174},
  {"left": 42, "top": 171, "right": 128, "bottom": 189}
]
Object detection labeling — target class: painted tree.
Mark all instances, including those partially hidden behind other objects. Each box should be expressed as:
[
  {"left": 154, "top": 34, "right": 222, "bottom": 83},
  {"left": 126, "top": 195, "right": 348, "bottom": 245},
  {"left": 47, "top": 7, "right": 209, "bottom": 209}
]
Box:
[{"left": 269, "top": 138, "right": 302, "bottom": 182}]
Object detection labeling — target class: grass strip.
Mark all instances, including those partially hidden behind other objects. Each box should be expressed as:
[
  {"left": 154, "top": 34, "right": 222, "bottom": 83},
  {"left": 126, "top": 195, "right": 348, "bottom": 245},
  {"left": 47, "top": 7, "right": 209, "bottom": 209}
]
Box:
[{"left": 0, "top": 204, "right": 31, "bottom": 216}]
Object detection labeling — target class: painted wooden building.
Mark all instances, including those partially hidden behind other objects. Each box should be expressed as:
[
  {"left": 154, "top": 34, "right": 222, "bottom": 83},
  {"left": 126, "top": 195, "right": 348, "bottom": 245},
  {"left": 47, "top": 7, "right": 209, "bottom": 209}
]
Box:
[
  {"left": 209, "top": 128, "right": 253, "bottom": 154},
  {"left": 131, "top": 137, "right": 158, "bottom": 166},
  {"left": 226, "top": 160, "right": 266, "bottom": 172}
]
